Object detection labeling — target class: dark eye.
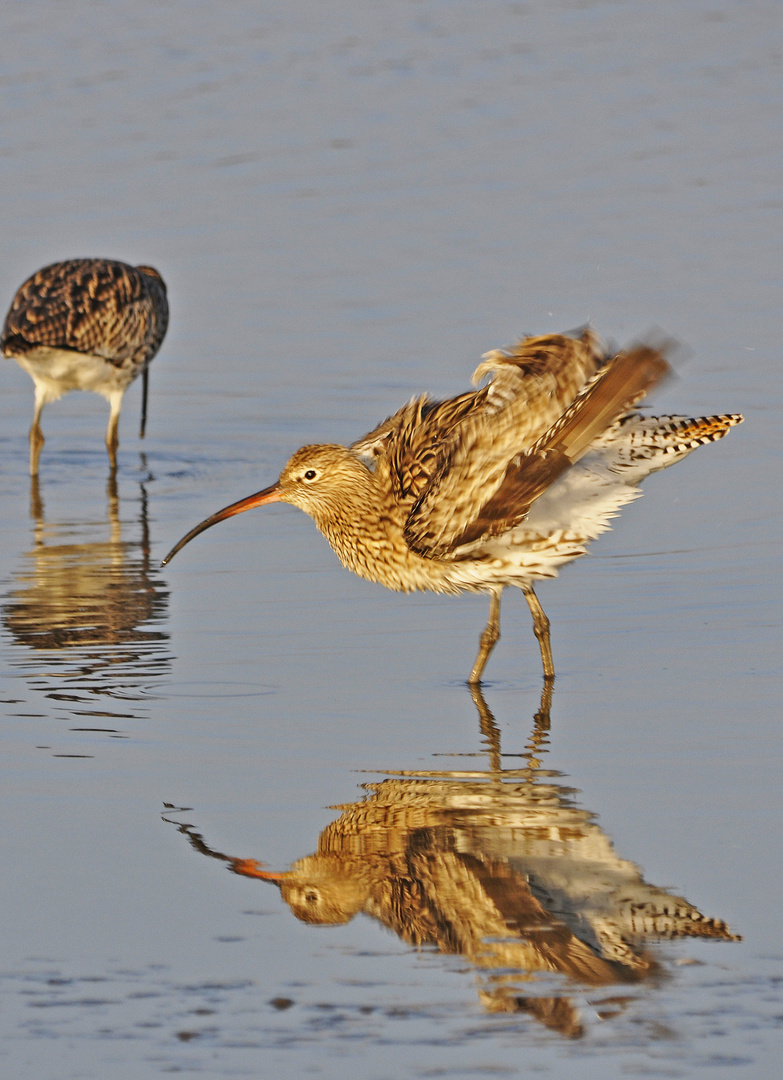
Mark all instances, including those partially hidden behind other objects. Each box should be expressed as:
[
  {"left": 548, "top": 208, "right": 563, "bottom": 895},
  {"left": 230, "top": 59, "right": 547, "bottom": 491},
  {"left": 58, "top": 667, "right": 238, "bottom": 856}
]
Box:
[
  {"left": 305, "top": 890, "right": 318, "bottom": 904},
  {"left": 304, "top": 469, "right": 317, "bottom": 481}
]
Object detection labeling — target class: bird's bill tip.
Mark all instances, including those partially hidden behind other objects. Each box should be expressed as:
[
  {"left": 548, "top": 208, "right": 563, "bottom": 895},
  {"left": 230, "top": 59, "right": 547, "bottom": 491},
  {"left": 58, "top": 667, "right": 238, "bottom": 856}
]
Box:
[{"left": 160, "top": 483, "right": 283, "bottom": 567}]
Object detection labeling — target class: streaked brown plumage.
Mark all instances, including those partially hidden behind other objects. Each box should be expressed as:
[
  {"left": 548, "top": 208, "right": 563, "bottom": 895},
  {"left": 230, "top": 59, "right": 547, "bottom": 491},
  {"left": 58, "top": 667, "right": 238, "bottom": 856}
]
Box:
[
  {"left": 1, "top": 258, "right": 169, "bottom": 474},
  {"left": 163, "top": 327, "right": 742, "bottom": 683}
]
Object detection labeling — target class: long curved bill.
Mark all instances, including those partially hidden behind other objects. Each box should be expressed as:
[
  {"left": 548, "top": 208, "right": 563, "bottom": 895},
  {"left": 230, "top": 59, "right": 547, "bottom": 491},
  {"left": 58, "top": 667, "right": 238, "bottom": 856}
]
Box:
[{"left": 161, "top": 482, "right": 283, "bottom": 567}]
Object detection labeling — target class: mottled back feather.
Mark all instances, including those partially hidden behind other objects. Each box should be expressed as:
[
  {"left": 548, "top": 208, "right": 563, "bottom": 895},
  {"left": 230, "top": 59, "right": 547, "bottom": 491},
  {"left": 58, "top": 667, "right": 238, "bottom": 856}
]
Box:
[{"left": 1, "top": 258, "right": 169, "bottom": 370}]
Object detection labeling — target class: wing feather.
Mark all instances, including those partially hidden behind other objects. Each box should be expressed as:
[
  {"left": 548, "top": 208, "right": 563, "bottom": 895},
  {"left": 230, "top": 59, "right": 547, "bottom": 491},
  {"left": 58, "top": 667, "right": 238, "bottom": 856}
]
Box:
[
  {"left": 353, "top": 328, "right": 604, "bottom": 525},
  {"left": 406, "top": 342, "right": 670, "bottom": 557}
]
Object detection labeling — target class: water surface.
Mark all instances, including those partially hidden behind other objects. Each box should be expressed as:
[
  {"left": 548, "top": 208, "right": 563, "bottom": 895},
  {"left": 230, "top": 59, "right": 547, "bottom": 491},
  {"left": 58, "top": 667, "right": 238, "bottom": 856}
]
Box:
[{"left": 0, "top": 2, "right": 780, "bottom": 1077}]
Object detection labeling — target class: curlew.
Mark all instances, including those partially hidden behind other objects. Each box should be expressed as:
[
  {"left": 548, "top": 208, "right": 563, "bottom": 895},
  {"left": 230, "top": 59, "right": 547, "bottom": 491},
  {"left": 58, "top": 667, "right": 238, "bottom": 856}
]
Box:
[
  {"left": 162, "top": 328, "right": 742, "bottom": 683},
  {"left": 2, "top": 258, "right": 169, "bottom": 474}
]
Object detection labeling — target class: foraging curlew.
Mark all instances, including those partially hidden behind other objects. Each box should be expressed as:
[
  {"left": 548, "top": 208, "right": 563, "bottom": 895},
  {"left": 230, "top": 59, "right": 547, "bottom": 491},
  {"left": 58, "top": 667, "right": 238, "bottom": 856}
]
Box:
[
  {"left": 2, "top": 258, "right": 169, "bottom": 474},
  {"left": 162, "top": 328, "right": 742, "bottom": 683}
]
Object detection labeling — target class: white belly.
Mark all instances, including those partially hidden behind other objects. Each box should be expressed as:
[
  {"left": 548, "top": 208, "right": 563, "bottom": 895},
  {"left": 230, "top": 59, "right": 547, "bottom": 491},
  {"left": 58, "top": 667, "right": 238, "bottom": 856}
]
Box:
[{"left": 10, "top": 346, "right": 138, "bottom": 403}]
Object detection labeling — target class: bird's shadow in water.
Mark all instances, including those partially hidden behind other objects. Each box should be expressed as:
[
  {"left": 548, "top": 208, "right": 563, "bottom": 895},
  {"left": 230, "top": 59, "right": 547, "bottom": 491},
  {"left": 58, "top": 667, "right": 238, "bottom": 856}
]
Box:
[{"left": 163, "top": 682, "right": 740, "bottom": 1039}]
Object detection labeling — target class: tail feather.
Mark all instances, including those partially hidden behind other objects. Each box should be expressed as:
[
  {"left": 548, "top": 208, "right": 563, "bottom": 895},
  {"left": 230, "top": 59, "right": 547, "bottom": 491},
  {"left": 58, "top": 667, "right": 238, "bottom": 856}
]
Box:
[
  {"left": 529, "top": 345, "right": 671, "bottom": 464},
  {"left": 593, "top": 412, "right": 744, "bottom": 478},
  {"left": 639, "top": 413, "right": 744, "bottom": 451}
]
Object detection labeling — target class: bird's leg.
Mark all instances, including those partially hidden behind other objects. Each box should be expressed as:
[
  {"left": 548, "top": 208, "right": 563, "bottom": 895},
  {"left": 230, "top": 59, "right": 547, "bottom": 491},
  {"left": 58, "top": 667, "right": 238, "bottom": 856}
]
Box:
[
  {"left": 106, "top": 390, "right": 123, "bottom": 472},
  {"left": 29, "top": 424, "right": 44, "bottom": 476},
  {"left": 29, "top": 387, "right": 46, "bottom": 476},
  {"left": 139, "top": 365, "right": 149, "bottom": 439},
  {"left": 29, "top": 474, "right": 43, "bottom": 522},
  {"left": 469, "top": 589, "right": 501, "bottom": 686},
  {"left": 522, "top": 584, "right": 555, "bottom": 680}
]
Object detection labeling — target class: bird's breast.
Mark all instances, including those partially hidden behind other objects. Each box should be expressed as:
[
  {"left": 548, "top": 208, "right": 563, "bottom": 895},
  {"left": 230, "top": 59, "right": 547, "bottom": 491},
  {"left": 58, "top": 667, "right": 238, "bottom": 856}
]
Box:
[{"left": 318, "top": 510, "right": 456, "bottom": 594}]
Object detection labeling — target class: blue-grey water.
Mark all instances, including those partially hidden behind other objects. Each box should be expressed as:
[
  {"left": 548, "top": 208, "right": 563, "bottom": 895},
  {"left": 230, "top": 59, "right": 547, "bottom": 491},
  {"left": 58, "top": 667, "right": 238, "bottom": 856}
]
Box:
[{"left": 0, "top": 2, "right": 780, "bottom": 1077}]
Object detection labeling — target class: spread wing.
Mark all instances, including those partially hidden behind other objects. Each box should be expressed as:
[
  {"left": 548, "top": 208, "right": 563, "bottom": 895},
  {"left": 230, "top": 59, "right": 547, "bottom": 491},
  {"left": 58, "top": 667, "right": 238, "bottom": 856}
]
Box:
[
  {"left": 351, "top": 328, "right": 606, "bottom": 515},
  {"left": 403, "top": 341, "right": 671, "bottom": 558},
  {"left": 351, "top": 391, "right": 481, "bottom": 500}
]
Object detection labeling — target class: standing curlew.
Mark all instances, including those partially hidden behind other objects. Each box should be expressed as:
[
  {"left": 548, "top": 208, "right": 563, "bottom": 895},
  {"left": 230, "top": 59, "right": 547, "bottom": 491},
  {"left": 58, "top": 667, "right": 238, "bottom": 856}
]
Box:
[
  {"left": 162, "top": 328, "right": 742, "bottom": 684},
  {"left": 1, "top": 258, "right": 169, "bottom": 475}
]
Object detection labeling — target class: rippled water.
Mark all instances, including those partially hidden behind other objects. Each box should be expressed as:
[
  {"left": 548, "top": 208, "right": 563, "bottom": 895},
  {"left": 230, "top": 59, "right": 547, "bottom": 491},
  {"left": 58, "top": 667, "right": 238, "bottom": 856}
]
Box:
[{"left": 0, "top": 2, "right": 780, "bottom": 1078}]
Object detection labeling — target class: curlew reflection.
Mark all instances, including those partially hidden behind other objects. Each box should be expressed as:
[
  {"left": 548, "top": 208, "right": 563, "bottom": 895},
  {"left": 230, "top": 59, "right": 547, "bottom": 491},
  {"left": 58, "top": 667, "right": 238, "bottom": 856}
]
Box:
[
  {"left": 2, "top": 469, "right": 170, "bottom": 718},
  {"left": 165, "top": 685, "right": 739, "bottom": 1037}
]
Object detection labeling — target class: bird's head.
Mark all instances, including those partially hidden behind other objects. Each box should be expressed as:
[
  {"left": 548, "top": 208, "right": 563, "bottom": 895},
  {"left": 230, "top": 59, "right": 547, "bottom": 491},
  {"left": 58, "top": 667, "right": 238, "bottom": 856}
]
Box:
[
  {"left": 161, "top": 443, "right": 372, "bottom": 566},
  {"left": 276, "top": 444, "right": 373, "bottom": 518}
]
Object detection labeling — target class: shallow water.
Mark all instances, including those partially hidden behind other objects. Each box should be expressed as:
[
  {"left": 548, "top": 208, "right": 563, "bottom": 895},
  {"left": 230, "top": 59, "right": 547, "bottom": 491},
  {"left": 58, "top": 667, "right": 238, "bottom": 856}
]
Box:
[{"left": 0, "top": 2, "right": 781, "bottom": 1077}]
